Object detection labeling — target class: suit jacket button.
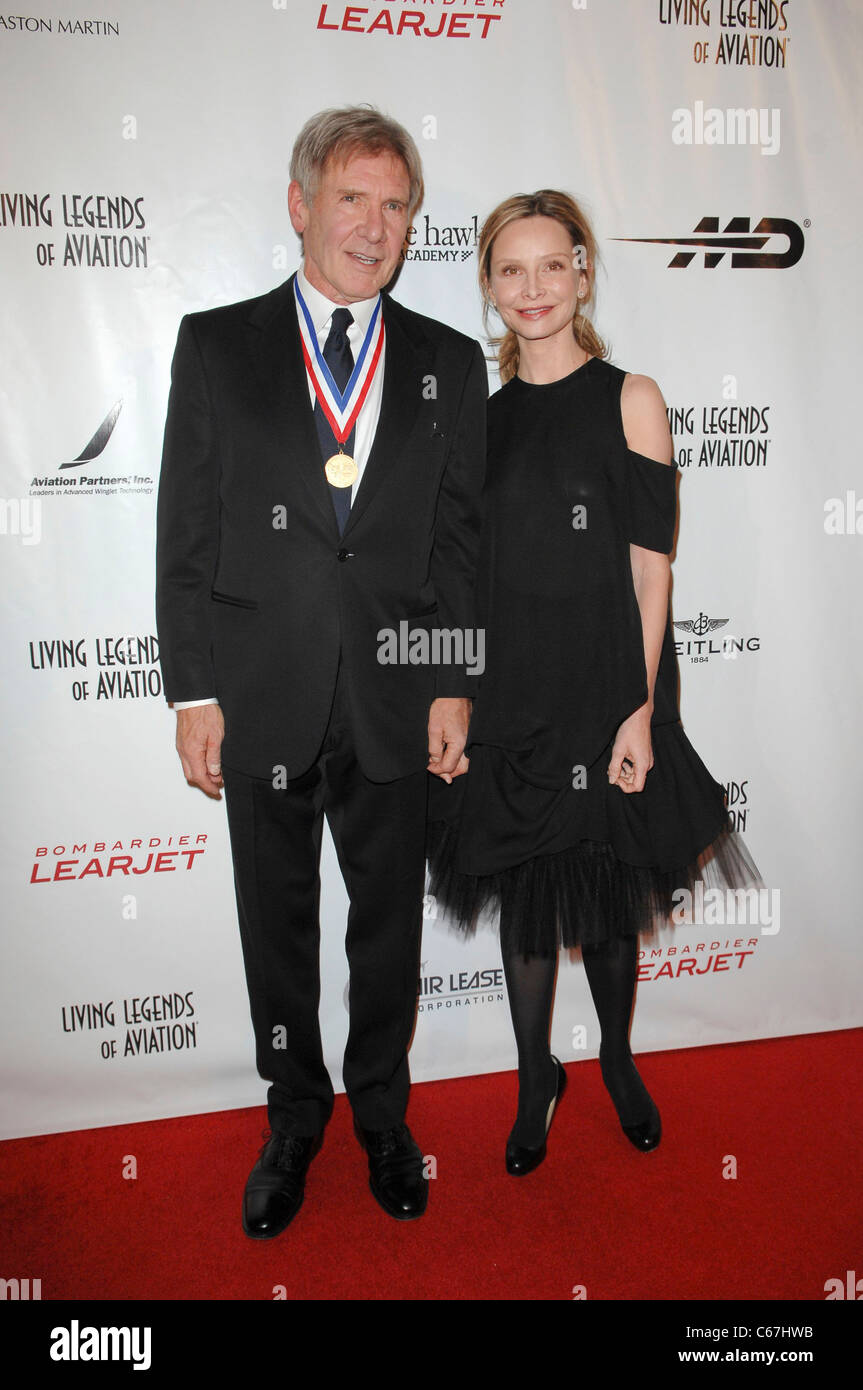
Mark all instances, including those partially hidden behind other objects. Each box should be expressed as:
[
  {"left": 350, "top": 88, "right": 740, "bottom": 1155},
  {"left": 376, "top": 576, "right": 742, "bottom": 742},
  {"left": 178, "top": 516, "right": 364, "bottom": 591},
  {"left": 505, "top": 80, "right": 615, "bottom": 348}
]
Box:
[{"left": 337, "top": 549, "right": 353, "bottom": 562}]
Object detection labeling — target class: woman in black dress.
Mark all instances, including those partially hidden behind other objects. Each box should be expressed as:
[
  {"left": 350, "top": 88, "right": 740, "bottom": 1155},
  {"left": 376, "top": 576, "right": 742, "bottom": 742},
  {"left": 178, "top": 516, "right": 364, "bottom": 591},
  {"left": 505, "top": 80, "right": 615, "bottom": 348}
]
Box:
[{"left": 427, "top": 191, "right": 757, "bottom": 1174}]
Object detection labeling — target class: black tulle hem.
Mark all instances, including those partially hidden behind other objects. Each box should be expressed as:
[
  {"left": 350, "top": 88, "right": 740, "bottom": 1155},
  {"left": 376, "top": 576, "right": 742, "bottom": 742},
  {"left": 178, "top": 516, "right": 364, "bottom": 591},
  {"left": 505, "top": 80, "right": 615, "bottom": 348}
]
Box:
[{"left": 426, "top": 816, "right": 762, "bottom": 956}]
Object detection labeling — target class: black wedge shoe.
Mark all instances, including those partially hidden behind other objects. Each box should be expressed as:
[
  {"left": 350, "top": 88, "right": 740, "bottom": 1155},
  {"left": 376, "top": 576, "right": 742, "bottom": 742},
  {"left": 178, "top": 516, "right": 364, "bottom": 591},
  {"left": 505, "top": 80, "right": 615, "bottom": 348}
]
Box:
[
  {"left": 622, "top": 1105, "right": 661, "bottom": 1152},
  {"left": 505, "top": 1056, "right": 567, "bottom": 1176},
  {"left": 598, "top": 1051, "right": 662, "bottom": 1152}
]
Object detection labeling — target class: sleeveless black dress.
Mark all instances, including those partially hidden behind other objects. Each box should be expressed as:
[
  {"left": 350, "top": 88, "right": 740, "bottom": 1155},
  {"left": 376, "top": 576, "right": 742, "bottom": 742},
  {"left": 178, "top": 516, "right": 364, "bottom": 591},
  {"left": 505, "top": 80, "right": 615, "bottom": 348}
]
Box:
[{"left": 426, "top": 356, "right": 758, "bottom": 955}]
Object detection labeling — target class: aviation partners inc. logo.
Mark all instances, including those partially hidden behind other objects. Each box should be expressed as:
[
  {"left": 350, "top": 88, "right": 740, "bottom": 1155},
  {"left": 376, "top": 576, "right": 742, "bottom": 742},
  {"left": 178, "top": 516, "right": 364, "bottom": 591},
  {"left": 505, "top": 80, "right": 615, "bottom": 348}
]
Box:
[{"left": 30, "top": 399, "right": 153, "bottom": 498}]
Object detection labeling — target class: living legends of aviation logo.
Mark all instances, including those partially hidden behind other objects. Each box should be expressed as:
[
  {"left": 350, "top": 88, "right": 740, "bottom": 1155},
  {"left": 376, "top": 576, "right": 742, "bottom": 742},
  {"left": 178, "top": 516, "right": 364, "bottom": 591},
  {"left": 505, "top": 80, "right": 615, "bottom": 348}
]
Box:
[
  {"left": 0, "top": 191, "right": 148, "bottom": 266},
  {"left": 614, "top": 216, "right": 804, "bottom": 269},
  {"left": 656, "top": 1, "right": 791, "bottom": 72}
]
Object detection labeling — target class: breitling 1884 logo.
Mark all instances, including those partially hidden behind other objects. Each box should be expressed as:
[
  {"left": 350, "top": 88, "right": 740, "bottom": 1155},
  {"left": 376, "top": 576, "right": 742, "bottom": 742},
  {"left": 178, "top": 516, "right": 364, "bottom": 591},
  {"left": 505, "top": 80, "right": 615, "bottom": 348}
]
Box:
[{"left": 673, "top": 613, "right": 760, "bottom": 664}]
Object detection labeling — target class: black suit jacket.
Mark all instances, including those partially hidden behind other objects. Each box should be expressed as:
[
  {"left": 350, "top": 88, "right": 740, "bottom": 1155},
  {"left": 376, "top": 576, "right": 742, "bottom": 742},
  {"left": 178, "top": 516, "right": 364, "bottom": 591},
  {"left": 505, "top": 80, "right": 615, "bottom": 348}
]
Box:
[{"left": 156, "top": 274, "right": 487, "bottom": 781}]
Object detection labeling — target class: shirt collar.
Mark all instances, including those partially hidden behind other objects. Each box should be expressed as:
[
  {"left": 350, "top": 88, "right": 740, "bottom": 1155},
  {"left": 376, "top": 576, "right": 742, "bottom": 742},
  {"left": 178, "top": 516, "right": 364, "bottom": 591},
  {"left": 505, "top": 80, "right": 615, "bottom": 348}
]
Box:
[{"left": 296, "top": 265, "right": 380, "bottom": 338}]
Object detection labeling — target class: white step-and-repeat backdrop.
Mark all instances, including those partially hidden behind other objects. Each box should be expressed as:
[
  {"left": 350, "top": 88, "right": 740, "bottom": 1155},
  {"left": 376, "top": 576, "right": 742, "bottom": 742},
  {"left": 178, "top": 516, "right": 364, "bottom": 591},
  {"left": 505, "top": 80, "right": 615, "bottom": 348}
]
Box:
[{"left": 2, "top": 0, "right": 860, "bottom": 1139}]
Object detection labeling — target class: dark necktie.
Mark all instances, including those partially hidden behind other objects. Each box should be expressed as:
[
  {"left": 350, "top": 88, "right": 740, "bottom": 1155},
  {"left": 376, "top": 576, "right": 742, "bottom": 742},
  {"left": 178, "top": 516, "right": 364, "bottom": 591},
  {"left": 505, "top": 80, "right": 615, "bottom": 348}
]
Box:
[{"left": 314, "top": 307, "right": 355, "bottom": 536}]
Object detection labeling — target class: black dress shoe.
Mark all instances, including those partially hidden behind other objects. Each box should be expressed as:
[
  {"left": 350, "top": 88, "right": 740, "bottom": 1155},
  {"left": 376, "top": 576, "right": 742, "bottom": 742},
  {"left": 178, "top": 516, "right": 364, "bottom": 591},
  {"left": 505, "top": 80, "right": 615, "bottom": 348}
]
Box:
[
  {"left": 354, "top": 1121, "right": 428, "bottom": 1220},
  {"left": 242, "top": 1130, "right": 322, "bottom": 1239},
  {"left": 505, "top": 1056, "right": 568, "bottom": 1176}
]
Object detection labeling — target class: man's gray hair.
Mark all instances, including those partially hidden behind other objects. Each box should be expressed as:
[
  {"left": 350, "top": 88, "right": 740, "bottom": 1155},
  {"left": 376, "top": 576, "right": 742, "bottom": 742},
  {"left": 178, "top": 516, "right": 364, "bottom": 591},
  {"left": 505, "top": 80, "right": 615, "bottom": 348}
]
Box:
[{"left": 290, "top": 106, "right": 424, "bottom": 214}]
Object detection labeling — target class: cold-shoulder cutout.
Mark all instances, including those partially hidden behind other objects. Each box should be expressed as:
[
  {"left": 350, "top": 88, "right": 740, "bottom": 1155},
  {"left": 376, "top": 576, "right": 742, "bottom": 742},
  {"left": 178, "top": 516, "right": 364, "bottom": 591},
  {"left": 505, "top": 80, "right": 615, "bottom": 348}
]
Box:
[{"left": 626, "top": 446, "right": 677, "bottom": 553}]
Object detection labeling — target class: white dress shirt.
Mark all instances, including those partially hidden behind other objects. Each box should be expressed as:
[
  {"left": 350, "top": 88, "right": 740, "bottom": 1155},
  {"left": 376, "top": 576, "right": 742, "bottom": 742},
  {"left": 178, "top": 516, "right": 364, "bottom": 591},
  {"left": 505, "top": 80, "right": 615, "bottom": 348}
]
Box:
[{"left": 173, "top": 266, "right": 386, "bottom": 710}]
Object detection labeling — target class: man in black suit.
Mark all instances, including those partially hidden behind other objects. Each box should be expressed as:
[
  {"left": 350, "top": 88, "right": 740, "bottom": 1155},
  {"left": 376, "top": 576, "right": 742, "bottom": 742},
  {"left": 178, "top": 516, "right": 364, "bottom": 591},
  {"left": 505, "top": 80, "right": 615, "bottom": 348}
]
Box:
[{"left": 156, "top": 107, "right": 485, "bottom": 1236}]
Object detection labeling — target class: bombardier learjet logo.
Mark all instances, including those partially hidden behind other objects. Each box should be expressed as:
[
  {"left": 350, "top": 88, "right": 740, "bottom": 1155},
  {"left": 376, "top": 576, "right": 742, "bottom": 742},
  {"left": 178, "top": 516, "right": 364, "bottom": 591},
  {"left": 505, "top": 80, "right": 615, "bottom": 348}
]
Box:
[
  {"left": 615, "top": 217, "right": 804, "bottom": 269},
  {"left": 60, "top": 399, "right": 122, "bottom": 469}
]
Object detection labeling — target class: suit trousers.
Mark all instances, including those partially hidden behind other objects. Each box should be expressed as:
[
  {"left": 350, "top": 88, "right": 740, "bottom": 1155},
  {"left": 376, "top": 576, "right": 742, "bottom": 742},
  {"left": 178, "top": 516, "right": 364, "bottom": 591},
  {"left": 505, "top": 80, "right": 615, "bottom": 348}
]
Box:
[{"left": 222, "top": 668, "right": 427, "bottom": 1136}]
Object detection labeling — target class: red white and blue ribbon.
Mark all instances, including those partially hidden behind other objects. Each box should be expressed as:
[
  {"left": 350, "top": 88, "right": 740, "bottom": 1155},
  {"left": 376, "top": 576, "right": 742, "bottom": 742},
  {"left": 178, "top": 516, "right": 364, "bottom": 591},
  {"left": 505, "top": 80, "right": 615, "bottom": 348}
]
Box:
[{"left": 294, "top": 278, "right": 385, "bottom": 445}]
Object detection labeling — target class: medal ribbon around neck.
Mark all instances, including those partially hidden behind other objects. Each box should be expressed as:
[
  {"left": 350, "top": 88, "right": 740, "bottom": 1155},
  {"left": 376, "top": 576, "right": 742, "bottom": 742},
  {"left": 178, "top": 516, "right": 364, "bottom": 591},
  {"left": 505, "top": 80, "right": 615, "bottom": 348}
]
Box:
[{"left": 294, "top": 278, "right": 385, "bottom": 447}]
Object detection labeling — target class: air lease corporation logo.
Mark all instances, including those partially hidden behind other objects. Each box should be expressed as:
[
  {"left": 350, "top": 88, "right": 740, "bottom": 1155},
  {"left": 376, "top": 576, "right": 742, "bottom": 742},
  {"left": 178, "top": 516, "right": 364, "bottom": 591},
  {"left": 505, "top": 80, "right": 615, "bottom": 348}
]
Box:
[
  {"left": 614, "top": 216, "right": 804, "bottom": 268},
  {"left": 417, "top": 960, "right": 504, "bottom": 1013},
  {"left": 673, "top": 612, "right": 761, "bottom": 663}
]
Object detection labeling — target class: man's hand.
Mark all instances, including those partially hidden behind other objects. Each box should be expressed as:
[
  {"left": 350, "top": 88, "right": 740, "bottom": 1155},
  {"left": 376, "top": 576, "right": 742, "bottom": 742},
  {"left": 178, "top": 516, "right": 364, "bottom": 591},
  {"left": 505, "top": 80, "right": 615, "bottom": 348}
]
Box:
[
  {"left": 175, "top": 704, "right": 225, "bottom": 798},
  {"left": 427, "top": 697, "right": 471, "bottom": 783}
]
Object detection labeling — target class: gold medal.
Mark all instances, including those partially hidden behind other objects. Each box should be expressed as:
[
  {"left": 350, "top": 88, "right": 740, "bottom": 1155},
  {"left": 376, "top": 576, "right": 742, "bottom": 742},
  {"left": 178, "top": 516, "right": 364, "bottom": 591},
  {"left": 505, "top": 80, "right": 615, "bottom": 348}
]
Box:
[{"left": 324, "top": 452, "right": 358, "bottom": 488}]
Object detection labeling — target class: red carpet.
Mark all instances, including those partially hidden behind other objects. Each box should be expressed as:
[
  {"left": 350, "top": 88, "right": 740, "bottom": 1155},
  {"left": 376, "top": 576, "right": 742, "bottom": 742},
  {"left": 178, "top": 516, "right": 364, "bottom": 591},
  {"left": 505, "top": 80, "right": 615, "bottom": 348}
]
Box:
[{"left": 1, "top": 1030, "right": 860, "bottom": 1302}]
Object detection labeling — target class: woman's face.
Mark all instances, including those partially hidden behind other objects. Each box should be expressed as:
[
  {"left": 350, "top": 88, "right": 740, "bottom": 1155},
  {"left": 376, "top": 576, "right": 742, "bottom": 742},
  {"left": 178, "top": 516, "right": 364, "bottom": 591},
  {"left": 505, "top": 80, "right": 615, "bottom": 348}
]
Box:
[{"left": 487, "top": 215, "right": 587, "bottom": 348}]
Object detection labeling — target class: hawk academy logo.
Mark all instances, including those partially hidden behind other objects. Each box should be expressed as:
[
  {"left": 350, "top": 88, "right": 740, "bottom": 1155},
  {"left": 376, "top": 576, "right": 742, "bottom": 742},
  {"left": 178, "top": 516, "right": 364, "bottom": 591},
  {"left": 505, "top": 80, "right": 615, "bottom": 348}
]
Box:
[
  {"left": 402, "top": 213, "right": 479, "bottom": 265},
  {"left": 615, "top": 216, "right": 804, "bottom": 269},
  {"left": 673, "top": 612, "right": 760, "bottom": 663}
]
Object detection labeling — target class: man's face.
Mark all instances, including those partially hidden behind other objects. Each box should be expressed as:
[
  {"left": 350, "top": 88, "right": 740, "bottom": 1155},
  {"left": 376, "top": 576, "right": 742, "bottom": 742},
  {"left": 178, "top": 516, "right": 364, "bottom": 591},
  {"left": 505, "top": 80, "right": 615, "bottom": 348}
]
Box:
[{"left": 288, "top": 149, "right": 412, "bottom": 304}]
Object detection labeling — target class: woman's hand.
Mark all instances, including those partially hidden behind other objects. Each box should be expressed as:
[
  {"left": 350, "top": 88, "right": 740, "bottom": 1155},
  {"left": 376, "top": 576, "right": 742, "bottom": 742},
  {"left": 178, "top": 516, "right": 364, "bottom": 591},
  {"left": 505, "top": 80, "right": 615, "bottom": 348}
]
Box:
[{"left": 608, "top": 705, "right": 654, "bottom": 794}]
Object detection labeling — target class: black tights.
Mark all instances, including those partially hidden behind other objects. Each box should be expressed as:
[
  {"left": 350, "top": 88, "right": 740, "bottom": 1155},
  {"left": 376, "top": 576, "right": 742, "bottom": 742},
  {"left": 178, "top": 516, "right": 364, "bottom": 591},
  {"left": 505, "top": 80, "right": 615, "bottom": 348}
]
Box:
[{"left": 501, "top": 931, "right": 657, "bottom": 1146}]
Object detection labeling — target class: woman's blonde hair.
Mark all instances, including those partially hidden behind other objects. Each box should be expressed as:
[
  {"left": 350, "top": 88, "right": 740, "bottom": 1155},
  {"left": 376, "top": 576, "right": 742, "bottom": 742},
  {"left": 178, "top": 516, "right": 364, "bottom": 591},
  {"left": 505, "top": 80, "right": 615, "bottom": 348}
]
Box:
[{"left": 478, "top": 190, "right": 607, "bottom": 383}]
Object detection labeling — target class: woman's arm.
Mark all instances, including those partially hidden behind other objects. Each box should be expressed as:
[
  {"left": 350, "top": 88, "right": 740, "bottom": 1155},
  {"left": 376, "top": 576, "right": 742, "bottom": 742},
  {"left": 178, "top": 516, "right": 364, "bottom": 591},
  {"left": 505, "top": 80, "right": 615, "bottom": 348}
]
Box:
[{"left": 608, "top": 374, "right": 674, "bottom": 795}]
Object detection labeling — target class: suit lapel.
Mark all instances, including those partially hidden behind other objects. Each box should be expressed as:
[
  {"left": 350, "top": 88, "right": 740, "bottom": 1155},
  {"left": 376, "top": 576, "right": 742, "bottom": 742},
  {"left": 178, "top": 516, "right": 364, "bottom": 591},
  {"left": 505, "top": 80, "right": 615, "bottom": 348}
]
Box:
[
  {"left": 342, "top": 294, "right": 435, "bottom": 538},
  {"left": 246, "top": 274, "right": 338, "bottom": 534}
]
